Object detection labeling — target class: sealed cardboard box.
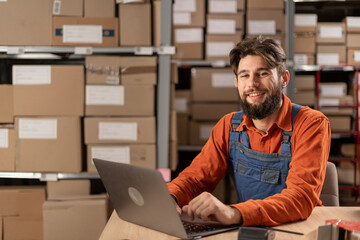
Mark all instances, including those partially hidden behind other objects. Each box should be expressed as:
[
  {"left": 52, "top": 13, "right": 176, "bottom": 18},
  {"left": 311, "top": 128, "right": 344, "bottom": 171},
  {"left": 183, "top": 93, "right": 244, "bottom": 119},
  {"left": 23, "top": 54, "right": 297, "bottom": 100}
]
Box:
[
  {"left": 0, "top": 127, "right": 15, "bottom": 172},
  {"left": 347, "top": 34, "right": 360, "bottom": 48},
  {"left": 294, "top": 54, "right": 315, "bottom": 65},
  {"left": 206, "top": 14, "right": 243, "bottom": 35},
  {"left": 85, "top": 85, "right": 155, "bottom": 116},
  {"left": 294, "top": 90, "right": 315, "bottom": 106},
  {"left": 52, "top": 0, "right": 83, "bottom": 17},
  {"left": 4, "top": 216, "right": 43, "bottom": 240},
  {"left": 177, "top": 114, "right": 189, "bottom": 145},
  {"left": 153, "top": 0, "right": 161, "bottom": 46},
  {"left": 246, "top": 34, "right": 285, "bottom": 50},
  {"left": 173, "top": 27, "right": 204, "bottom": 59},
  {"left": 344, "top": 16, "right": 360, "bottom": 33},
  {"left": 15, "top": 117, "right": 82, "bottom": 173},
  {"left": 316, "top": 22, "right": 346, "bottom": 44},
  {"left": 84, "top": 0, "right": 115, "bottom": 18},
  {"left": 294, "top": 14, "right": 317, "bottom": 33},
  {"left": 84, "top": 117, "right": 156, "bottom": 144},
  {"left": 52, "top": 17, "right": 118, "bottom": 46},
  {"left": 47, "top": 180, "right": 91, "bottom": 200},
  {"left": 191, "top": 68, "right": 239, "bottom": 102},
  {"left": 294, "top": 75, "right": 315, "bottom": 90},
  {"left": 0, "top": 85, "right": 13, "bottom": 123},
  {"left": 319, "top": 95, "right": 353, "bottom": 115},
  {"left": 327, "top": 116, "right": 351, "bottom": 131},
  {"left": 347, "top": 48, "right": 360, "bottom": 65},
  {"left": 87, "top": 144, "right": 156, "bottom": 172},
  {"left": 247, "top": 9, "right": 285, "bottom": 35},
  {"left": 319, "top": 82, "right": 347, "bottom": 97},
  {"left": 294, "top": 33, "right": 316, "bottom": 54},
  {"left": 189, "top": 121, "right": 216, "bottom": 146},
  {"left": 206, "top": 34, "right": 241, "bottom": 61},
  {"left": 207, "top": 0, "right": 245, "bottom": 13},
  {"left": 13, "top": 65, "right": 84, "bottom": 117},
  {"left": 191, "top": 103, "right": 240, "bottom": 121},
  {"left": 174, "top": 90, "right": 191, "bottom": 114},
  {"left": 338, "top": 161, "right": 359, "bottom": 185},
  {"left": 173, "top": 0, "right": 205, "bottom": 27},
  {"left": 43, "top": 198, "right": 108, "bottom": 240},
  {"left": 316, "top": 44, "right": 346, "bottom": 65},
  {"left": 0, "top": 0, "right": 52, "bottom": 46},
  {"left": 247, "top": 0, "right": 283, "bottom": 9},
  {"left": 119, "top": 3, "right": 151, "bottom": 46}
]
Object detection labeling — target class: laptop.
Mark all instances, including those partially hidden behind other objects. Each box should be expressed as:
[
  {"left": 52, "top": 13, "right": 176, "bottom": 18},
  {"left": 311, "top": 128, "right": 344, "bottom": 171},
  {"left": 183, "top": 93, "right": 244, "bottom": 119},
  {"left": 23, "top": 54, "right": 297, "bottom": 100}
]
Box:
[{"left": 93, "top": 158, "right": 239, "bottom": 239}]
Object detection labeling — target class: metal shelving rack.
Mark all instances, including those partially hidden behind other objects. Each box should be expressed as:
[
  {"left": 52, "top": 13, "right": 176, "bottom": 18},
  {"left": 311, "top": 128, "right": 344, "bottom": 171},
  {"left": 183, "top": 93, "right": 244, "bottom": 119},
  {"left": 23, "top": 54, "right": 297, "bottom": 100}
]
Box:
[{"left": 0, "top": 0, "right": 174, "bottom": 180}]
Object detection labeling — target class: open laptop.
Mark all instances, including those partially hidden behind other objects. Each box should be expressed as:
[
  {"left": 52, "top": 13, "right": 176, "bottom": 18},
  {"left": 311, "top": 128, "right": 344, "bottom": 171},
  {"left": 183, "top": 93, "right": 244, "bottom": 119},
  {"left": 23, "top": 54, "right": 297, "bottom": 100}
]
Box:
[{"left": 93, "top": 158, "right": 239, "bottom": 239}]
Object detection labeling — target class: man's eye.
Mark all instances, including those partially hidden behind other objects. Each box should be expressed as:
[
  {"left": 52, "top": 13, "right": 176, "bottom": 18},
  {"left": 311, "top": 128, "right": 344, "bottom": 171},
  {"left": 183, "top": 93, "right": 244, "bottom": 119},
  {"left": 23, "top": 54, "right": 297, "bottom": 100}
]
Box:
[
  {"left": 239, "top": 74, "right": 248, "bottom": 78},
  {"left": 259, "top": 72, "right": 269, "bottom": 77}
]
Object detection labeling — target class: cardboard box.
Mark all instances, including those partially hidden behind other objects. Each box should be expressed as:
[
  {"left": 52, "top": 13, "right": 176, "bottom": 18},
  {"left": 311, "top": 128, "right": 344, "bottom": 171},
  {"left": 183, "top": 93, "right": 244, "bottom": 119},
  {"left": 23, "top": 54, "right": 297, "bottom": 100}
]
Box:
[
  {"left": 87, "top": 144, "right": 156, "bottom": 172},
  {"left": 294, "top": 54, "right": 315, "bottom": 65},
  {"left": 173, "top": 0, "right": 205, "bottom": 27},
  {"left": 191, "top": 68, "right": 239, "bottom": 102},
  {"left": 171, "top": 110, "right": 177, "bottom": 142},
  {"left": 316, "top": 44, "right": 346, "bottom": 65},
  {"left": 294, "top": 14, "right": 317, "bottom": 33},
  {"left": 205, "top": 34, "right": 241, "bottom": 61},
  {"left": 247, "top": 0, "right": 284, "bottom": 9},
  {"left": 0, "top": 85, "right": 13, "bottom": 123},
  {"left": 247, "top": 9, "right": 285, "bottom": 35},
  {"left": 85, "top": 85, "right": 155, "bottom": 116},
  {"left": 85, "top": 56, "right": 157, "bottom": 85},
  {"left": 208, "top": 0, "right": 245, "bottom": 13},
  {"left": 338, "top": 161, "right": 359, "bottom": 185},
  {"left": 340, "top": 143, "right": 355, "bottom": 157},
  {"left": 15, "top": 117, "right": 82, "bottom": 173},
  {"left": 207, "top": 14, "right": 244, "bottom": 35},
  {"left": 84, "top": 0, "right": 115, "bottom": 18},
  {"left": 347, "top": 48, "right": 360, "bottom": 65},
  {"left": 344, "top": 16, "right": 360, "bottom": 33},
  {"left": 0, "top": 0, "right": 52, "bottom": 46},
  {"left": 294, "top": 33, "right": 316, "bottom": 54},
  {"left": 327, "top": 116, "right": 351, "bottom": 131},
  {"left": 246, "top": 34, "right": 285, "bottom": 50},
  {"left": 43, "top": 198, "right": 108, "bottom": 240},
  {"left": 189, "top": 121, "right": 216, "bottom": 146},
  {"left": 52, "top": 17, "right": 118, "bottom": 46},
  {"left": 84, "top": 117, "right": 156, "bottom": 144},
  {"left": 319, "top": 96, "right": 353, "bottom": 116},
  {"left": 347, "top": 34, "right": 360, "bottom": 48},
  {"left": 0, "top": 127, "right": 15, "bottom": 172},
  {"left": 3, "top": 216, "right": 43, "bottom": 240},
  {"left": 47, "top": 180, "right": 91, "bottom": 200},
  {"left": 173, "top": 27, "right": 204, "bottom": 60},
  {"left": 191, "top": 103, "right": 240, "bottom": 121},
  {"left": 177, "top": 114, "right": 189, "bottom": 145},
  {"left": 319, "top": 82, "right": 347, "bottom": 97},
  {"left": 119, "top": 3, "right": 151, "bottom": 46},
  {"left": 52, "top": 0, "right": 83, "bottom": 17},
  {"left": 153, "top": 0, "right": 161, "bottom": 46},
  {"left": 174, "top": 90, "right": 191, "bottom": 114},
  {"left": 294, "top": 75, "right": 315, "bottom": 90},
  {"left": 13, "top": 65, "right": 84, "bottom": 117},
  {"left": 294, "top": 90, "right": 315, "bottom": 106},
  {"left": 316, "top": 22, "right": 346, "bottom": 44}
]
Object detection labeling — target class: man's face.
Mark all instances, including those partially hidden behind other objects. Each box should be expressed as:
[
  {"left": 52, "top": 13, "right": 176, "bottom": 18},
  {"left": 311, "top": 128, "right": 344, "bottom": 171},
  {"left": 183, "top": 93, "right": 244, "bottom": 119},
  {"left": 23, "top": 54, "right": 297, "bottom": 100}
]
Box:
[{"left": 234, "top": 55, "right": 284, "bottom": 120}]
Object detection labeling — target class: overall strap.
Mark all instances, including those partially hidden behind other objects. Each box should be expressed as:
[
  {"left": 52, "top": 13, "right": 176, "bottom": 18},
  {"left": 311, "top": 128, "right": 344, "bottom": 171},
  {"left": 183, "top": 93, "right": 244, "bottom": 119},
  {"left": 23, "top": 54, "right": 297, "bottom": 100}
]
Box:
[
  {"left": 230, "top": 111, "right": 250, "bottom": 148},
  {"left": 281, "top": 104, "right": 302, "bottom": 154}
]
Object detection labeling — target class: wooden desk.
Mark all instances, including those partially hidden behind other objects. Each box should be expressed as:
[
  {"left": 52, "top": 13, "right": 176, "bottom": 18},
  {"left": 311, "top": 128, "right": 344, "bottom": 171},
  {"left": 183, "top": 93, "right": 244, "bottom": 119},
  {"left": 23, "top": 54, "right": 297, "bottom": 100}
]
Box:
[{"left": 100, "top": 207, "right": 360, "bottom": 240}]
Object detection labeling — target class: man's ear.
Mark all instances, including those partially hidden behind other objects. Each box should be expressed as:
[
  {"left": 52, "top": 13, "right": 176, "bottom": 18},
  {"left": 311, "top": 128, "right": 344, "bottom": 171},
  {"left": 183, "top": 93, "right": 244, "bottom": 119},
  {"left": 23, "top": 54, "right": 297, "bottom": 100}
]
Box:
[
  {"left": 234, "top": 77, "right": 238, "bottom": 87},
  {"left": 281, "top": 70, "right": 290, "bottom": 89}
]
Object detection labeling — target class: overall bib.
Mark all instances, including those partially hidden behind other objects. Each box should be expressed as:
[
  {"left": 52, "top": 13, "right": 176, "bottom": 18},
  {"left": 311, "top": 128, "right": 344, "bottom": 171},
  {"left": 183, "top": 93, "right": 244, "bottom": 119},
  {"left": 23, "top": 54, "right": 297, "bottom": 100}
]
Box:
[{"left": 229, "top": 104, "right": 302, "bottom": 202}]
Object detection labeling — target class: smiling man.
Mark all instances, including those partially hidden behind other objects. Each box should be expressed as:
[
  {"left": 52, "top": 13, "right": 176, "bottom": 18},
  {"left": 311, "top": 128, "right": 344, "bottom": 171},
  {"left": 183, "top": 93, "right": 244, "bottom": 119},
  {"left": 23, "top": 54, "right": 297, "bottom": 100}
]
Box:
[{"left": 167, "top": 36, "right": 331, "bottom": 226}]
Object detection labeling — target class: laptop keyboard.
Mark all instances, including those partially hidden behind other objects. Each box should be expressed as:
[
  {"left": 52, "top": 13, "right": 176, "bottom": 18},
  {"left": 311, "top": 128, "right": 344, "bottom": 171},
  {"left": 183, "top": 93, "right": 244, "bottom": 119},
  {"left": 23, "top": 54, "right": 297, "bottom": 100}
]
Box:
[{"left": 182, "top": 221, "right": 221, "bottom": 235}]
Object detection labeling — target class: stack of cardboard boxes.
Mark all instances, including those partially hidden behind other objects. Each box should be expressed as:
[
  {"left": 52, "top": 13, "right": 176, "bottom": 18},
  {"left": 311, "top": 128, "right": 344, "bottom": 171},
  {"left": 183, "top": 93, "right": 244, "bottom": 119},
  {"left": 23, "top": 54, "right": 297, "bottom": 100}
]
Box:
[
  {"left": 346, "top": 17, "right": 360, "bottom": 66},
  {"left": 294, "top": 14, "right": 317, "bottom": 65}
]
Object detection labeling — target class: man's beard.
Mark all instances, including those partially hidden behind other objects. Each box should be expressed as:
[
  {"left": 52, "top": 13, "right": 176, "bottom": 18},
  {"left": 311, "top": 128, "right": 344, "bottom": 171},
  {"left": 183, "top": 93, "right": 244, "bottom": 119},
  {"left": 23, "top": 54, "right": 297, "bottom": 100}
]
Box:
[{"left": 239, "top": 85, "right": 282, "bottom": 120}]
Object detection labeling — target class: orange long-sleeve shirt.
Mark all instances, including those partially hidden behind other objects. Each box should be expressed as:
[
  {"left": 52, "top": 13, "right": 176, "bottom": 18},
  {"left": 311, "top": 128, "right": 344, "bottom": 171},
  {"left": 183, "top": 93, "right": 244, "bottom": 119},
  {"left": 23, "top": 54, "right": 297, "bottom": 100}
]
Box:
[{"left": 167, "top": 94, "right": 331, "bottom": 226}]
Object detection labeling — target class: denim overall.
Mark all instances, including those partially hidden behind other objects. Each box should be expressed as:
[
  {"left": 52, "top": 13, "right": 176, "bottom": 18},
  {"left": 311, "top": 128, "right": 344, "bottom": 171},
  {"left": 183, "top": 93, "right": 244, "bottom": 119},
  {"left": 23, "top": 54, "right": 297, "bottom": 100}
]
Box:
[{"left": 229, "top": 104, "right": 302, "bottom": 202}]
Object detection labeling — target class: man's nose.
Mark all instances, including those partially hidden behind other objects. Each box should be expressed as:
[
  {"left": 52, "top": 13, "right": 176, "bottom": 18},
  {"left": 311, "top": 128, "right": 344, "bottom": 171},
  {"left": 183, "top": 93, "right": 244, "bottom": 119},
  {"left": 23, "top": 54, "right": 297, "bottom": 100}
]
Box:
[{"left": 248, "top": 74, "right": 260, "bottom": 87}]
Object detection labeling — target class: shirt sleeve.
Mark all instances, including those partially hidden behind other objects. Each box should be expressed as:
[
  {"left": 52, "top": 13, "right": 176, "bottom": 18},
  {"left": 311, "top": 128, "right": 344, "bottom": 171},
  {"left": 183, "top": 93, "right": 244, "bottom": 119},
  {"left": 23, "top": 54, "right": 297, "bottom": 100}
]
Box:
[
  {"left": 231, "top": 109, "right": 331, "bottom": 226},
  {"left": 166, "top": 114, "right": 233, "bottom": 207}
]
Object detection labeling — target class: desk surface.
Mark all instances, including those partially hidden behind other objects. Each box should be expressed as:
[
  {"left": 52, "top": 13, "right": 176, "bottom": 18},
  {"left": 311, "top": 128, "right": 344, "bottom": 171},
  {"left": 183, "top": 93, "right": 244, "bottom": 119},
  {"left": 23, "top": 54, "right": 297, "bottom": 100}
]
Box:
[{"left": 100, "top": 207, "right": 360, "bottom": 240}]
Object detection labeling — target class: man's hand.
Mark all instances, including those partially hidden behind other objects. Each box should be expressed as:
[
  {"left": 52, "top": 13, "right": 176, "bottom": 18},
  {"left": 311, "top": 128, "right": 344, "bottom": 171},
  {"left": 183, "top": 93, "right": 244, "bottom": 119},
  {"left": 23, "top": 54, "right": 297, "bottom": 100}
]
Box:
[{"left": 182, "top": 192, "right": 242, "bottom": 225}]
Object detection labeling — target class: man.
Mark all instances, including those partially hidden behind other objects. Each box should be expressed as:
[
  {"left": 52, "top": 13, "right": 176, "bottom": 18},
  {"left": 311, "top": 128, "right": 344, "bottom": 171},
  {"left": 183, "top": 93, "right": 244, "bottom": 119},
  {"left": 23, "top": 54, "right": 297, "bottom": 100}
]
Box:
[{"left": 167, "top": 36, "right": 331, "bottom": 226}]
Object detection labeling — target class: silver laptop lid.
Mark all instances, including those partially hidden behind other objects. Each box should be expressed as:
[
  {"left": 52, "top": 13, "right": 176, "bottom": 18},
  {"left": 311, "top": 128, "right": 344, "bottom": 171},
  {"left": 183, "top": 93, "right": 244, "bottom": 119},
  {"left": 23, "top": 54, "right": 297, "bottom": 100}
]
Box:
[{"left": 93, "top": 158, "right": 188, "bottom": 239}]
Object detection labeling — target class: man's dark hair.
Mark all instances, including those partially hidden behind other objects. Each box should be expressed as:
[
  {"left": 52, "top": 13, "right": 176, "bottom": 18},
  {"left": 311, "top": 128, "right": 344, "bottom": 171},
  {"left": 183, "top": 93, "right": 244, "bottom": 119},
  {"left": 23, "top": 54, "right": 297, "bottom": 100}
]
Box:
[{"left": 229, "top": 36, "right": 287, "bottom": 78}]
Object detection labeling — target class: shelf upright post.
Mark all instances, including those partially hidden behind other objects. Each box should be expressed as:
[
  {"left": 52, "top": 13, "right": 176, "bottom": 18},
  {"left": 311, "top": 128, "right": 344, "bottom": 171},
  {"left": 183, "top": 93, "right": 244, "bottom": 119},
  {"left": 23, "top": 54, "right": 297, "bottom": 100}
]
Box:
[
  {"left": 157, "top": 0, "right": 173, "bottom": 169},
  {"left": 285, "top": 0, "right": 295, "bottom": 101}
]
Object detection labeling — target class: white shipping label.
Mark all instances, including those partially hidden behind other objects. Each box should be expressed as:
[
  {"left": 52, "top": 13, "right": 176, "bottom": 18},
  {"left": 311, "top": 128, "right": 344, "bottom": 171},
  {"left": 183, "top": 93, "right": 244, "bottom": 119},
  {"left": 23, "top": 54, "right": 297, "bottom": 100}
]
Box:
[
  {"left": 319, "top": 98, "right": 340, "bottom": 107},
  {"left": 86, "top": 85, "right": 124, "bottom": 106},
  {"left": 200, "top": 125, "right": 213, "bottom": 140},
  {"left": 99, "top": 122, "right": 138, "bottom": 141},
  {"left": 174, "top": 98, "right": 188, "bottom": 113},
  {"left": 91, "top": 146, "right": 130, "bottom": 164},
  {"left": 319, "top": 26, "right": 343, "bottom": 39},
  {"left": 209, "top": 0, "right": 236, "bottom": 13},
  {"left": 320, "top": 86, "right": 345, "bottom": 97},
  {"left": 248, "top": 20, "right": 276, "bottom": 35},
  {"left": 0, "top": 129, "right": 8, "bottom": 148},
  {"left": 63, "top": 25, "right": 102, "bottom": 43},
  {"left": 175, "top": 28, "right": 203, "bottom": 43},
  {"left": 317, "top": 53, "right": 339, "bottom": 65},
  {"left": 294, "top": 54, "right": 308, "bottom": 65},
  {"left": 347, "top": 17, "right": 360, "bottom": 28},
  {"left": 53, "top": 0, "right": 61, "bottom": 15},
  {"left": 294, "top": 14, "right": 317, "bottom": 27},
  {"left": 106, "top": 76, "right": 120, "bottom": 85},
  {"left": 354, "top": 51, "right": 360, "bottom": 62},
  {"left": 19, "top": 119, "right": 57, "bottom": 139},
  {"left": 207, "top": 19, "right": 236, "bottom": 34},
  {"left": 211, "top": 73, "right": 235, "bottom": 88},
  {"left": 173, "top": 0, "right": 196, "bottom": 12},
  {"left": 13, "top": 65, "right": 51, "bottom": 85},
  {"left": 207, "top": 42, "right": 234, "bottom": 57},
  {"left": 173, "top": 12, "right": 191, "bottom": 25}
]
